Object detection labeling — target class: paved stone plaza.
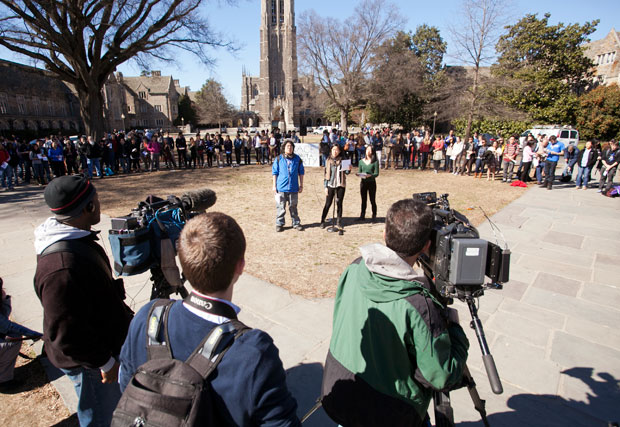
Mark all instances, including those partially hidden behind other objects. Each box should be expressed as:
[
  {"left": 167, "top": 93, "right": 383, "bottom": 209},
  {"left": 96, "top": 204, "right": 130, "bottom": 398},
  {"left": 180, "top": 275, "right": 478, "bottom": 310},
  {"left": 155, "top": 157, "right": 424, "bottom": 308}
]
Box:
[{"left": 0, "top": 183, "right": 618, "bottom": 426}]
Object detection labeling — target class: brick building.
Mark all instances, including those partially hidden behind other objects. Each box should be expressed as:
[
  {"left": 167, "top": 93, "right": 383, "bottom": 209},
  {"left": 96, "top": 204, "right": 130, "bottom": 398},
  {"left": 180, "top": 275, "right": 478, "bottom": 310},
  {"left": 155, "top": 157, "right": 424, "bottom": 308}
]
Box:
[
  {"left": 104, "top": 71, "right": 186, "bottom": 131},
  {"left": 584, "top": 28, "right": 619, "bottom": 86},
  {"left": 0, "top": 59, "right": 83, "bottom": 135}
]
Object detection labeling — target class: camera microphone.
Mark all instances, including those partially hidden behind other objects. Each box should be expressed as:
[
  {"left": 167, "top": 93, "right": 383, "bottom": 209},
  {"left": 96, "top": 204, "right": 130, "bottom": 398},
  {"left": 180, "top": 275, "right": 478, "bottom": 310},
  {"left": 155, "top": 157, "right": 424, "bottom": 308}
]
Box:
[{"left": 180, "top": 188, "right": 217, "bottom": 212}]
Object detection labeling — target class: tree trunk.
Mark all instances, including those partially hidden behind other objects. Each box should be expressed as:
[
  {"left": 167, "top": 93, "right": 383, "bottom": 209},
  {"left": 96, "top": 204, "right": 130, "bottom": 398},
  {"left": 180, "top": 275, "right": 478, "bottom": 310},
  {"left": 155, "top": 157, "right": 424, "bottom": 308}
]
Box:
[
  {"left": 464, "top": 65, "right": 480, "bottom": 143},
  {"left": 340, "top": 107, "right": 349, "bottom": 132},
  {"left": 79, "top": 87, "right": 106, "bottom": 141}
]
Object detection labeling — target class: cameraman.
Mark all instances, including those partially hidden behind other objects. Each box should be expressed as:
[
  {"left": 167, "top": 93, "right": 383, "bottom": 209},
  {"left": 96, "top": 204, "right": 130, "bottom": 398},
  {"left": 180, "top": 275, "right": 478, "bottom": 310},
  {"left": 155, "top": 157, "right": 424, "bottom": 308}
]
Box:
[
  {"left": 321, "top": 199, "right": 469, "bottom": 427},
  {"left": 33, "top": 175, "right": 133, "bottom": 426}
]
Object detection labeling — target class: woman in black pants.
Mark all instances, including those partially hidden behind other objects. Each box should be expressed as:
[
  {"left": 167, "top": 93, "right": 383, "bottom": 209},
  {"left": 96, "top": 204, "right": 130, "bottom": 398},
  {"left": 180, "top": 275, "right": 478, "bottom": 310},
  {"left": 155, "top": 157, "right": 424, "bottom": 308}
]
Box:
[
  {"left": 358, "top": 145, "right": 379, "bottom": 221},
  {"left": 320, "top": 145, "right": 352, "bottom": 235}
]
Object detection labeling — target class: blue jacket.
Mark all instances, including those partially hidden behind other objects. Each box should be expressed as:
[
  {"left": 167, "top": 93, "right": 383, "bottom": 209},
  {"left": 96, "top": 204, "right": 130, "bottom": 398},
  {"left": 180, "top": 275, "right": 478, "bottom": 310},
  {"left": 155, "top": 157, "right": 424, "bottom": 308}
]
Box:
[
  {"left": 272, "top": 154, "right": 304, "bottom": 193},
  {"left": 119, "top": 300, "right": 300, "bottom": 427}
]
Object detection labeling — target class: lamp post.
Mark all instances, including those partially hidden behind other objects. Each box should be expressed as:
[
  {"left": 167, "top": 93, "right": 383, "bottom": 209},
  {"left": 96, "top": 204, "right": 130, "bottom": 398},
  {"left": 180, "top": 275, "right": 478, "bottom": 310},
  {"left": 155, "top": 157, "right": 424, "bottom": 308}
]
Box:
[
  {"left": 120, "top": 113, "right": 126, "bottom": 132},
  {"left": 432, "top": 111, "right": 437, "bottom": 136}
]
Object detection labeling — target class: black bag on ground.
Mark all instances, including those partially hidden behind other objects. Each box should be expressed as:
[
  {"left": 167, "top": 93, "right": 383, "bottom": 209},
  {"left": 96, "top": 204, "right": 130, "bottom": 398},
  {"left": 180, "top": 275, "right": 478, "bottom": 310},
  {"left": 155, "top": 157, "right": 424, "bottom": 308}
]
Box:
[{"left": 111, "top": 300, "right": 250, "bottom": 427}]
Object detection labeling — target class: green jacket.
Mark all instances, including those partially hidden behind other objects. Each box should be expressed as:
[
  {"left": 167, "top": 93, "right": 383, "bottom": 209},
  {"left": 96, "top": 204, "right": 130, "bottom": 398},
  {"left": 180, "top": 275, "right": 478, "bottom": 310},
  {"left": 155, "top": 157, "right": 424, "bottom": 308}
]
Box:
[{"left": 321, "top": 243, "right": 469, "bottom": 426}]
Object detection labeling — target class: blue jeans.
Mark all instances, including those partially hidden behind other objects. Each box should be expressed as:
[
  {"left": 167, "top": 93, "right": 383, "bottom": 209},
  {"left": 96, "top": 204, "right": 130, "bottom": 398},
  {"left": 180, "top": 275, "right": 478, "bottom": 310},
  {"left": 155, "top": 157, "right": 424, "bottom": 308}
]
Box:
[
  {"left": 536, "top": 161, "right": 546, "bottom": 183},
  {"left": 575, "top": 166, "right": 591, "bottom": 187},
  {"left": 0, "top": 164, "right": 14, "bottom": 189},
  {"left": 87, "top": 158, "right": 102, "bottom": 178},
  {"left": 544, "top": 160, "right": 558, "bottom": 188},
  {"left": 61, "top": 366, "right": 121, "bottom": 427}
]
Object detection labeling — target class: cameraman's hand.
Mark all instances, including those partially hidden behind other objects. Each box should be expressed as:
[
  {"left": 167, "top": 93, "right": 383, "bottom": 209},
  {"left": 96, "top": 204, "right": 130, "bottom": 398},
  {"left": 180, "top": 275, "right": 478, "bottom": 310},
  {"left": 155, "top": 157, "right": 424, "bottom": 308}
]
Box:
[{"left": 101, "top": 361, "right": 120, "bottom": 384}]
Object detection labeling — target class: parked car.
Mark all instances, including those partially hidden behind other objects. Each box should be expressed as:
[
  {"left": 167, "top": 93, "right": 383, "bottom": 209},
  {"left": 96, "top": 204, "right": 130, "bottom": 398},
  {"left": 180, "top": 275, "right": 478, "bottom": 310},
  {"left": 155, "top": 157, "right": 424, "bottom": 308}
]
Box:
[
  {"left": 313, "top": 125, "right": 333, "bottom": 135},
  {"left": 249, "top": 127, "right": 258, "bottom": 133}
]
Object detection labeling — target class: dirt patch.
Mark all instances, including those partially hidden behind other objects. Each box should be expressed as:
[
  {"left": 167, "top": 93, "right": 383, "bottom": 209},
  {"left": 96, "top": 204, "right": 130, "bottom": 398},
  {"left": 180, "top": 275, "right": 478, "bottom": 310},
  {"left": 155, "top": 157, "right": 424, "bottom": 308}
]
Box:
[
  {"left": 0, "top": 342, "right": 77, "bottom": 427},
  {"left": 96, "top": 164, "right": 525, "bottom": 298}
]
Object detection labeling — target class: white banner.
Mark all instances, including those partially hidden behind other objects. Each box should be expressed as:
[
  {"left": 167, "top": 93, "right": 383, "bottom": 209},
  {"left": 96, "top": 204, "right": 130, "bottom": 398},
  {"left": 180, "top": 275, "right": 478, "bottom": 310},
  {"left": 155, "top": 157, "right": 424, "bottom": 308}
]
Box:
[{"left": 294, "top": 143, "right": 320, "bottom": 167}]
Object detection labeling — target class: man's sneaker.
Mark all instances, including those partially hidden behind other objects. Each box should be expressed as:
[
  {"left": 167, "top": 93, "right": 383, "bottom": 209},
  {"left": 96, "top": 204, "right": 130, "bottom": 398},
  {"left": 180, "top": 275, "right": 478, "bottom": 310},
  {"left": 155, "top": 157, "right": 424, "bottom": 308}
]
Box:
[
  {"left": 597, "top": 189, "right": 602, "bottom": 193},
  {"left": 275, "top": 225, "right": 284, "bottom": 232},
  {"left": 293, "top": 224, "right": 304, "bottom": 231},
  {"left": 575, "top": 186, "right": 581, "bottom": 189}
]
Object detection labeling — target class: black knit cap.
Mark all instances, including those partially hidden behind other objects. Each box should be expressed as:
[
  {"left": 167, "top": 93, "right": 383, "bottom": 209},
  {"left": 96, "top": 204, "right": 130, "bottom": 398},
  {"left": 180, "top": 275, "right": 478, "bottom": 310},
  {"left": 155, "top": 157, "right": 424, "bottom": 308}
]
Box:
[{"left": 44, "top": 174, "right": 96, "bottom": 219}]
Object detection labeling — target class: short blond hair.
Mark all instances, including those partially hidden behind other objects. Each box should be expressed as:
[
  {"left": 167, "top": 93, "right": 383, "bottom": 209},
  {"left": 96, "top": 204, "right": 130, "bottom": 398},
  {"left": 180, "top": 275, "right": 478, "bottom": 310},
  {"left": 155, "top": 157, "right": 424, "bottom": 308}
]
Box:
[{"left": 177, "top": 212, "right": 246, "bottom": 294}]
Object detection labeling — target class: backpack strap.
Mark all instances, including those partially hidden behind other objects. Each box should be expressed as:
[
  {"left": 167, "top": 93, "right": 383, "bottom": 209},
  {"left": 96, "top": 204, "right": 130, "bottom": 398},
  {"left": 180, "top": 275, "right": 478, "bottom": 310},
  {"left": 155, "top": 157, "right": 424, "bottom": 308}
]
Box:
[
  {"left": 145, "top": 299, "right": 175, "bottom": 360},
  {"left": 186, "top": 319, "right": 251, "bottom": 379},
  {"left": 41, "top": 239, "right": 112, "bottom": 281}
]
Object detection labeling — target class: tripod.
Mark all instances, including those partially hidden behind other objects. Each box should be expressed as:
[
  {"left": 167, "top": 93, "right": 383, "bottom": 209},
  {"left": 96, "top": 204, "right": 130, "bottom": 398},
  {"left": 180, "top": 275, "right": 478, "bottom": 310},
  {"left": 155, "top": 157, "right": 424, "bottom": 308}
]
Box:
[
  {"left": 149, "top": 266, "right": 189, "bottom": 300},
  {"left": 433, "top": 296, "right": 502, "bottom": 427}
]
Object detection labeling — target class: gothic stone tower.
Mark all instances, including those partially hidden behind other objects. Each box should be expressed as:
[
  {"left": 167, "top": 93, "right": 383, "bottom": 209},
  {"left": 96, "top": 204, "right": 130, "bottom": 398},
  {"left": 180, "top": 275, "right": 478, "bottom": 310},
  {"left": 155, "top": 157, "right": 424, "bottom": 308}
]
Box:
[{"left": 258, "top": 0, "right": 298, "bottom": 130}]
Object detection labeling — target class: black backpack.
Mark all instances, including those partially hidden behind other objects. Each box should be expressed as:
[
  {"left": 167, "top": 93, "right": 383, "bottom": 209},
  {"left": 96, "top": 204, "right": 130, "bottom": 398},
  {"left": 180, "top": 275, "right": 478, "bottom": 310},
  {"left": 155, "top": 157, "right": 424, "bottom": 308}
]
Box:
[{"left": 112, "top": 300, "right": 250, "bottom": 427}]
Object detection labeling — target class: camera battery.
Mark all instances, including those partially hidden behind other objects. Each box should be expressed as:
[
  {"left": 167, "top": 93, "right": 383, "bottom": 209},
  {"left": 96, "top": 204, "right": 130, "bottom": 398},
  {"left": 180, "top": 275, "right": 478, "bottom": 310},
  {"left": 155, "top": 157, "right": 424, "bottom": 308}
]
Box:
[
  {"left": 449, "top": 238, "right": 488, "bottom": 285},
  {"left": 110, "top": 216, "right": 138, "bottom": 231}
]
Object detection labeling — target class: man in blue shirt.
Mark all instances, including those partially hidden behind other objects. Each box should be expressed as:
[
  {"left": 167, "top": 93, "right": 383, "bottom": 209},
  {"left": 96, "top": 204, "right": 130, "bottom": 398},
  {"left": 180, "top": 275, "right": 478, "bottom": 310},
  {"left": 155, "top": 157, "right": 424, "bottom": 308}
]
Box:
[
  {"left": 272, "top": 140, "right": 305, "bottom": 232},
  {"left": 119, "top": 213, "right": 301, "bottom": 426},
  {"left": 543, "top": 135, "right": 565, "bottom": 190}
]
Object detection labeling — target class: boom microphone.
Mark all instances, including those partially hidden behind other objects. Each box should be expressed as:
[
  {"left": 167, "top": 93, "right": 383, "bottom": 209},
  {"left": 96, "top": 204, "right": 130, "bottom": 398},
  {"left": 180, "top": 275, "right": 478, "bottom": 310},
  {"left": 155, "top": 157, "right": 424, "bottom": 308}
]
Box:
[{"left": 180, "top": 188, "right": 217, "bottom": 212}]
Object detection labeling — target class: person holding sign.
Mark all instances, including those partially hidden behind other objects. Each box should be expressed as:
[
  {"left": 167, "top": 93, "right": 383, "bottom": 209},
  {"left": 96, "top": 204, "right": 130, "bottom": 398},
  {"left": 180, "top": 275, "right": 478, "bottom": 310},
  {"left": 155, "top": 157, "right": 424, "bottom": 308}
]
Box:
[
  {"left": 320, "top": 144, "right": 351, "bottom": 235},
  {"left": 357, "top": 146, "right": 379, "bottom": 222}
]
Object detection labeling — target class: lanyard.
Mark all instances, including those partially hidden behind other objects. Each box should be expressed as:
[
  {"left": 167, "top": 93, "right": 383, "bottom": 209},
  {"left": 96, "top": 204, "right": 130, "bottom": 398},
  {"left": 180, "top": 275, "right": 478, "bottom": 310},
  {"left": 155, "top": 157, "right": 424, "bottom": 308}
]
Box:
[{"left": 184, "top": 292, "right": 237, "bottom": 319}]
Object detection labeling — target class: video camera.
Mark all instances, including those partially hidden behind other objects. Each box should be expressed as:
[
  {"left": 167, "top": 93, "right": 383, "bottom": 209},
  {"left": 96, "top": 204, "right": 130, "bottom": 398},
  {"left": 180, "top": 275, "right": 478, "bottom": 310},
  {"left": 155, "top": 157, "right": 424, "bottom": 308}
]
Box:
[
  {"left": 109, "top": 188, "right": 216, "bottom": 299},
  {"left": 413, "top": 192, "right": 510, "bottom": 300},
  {"left": 413, "top": 192, "right": 509, "bottom": 398}
]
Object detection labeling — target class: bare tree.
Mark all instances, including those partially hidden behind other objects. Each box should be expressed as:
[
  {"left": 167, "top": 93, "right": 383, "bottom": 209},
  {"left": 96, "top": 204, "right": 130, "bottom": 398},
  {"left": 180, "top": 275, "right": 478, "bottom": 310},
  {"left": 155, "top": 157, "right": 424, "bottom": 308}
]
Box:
[
  {"left": 195, "top": 79, "right": 233, "bottom": 129},
  {"left": 297, "top": 0, "right": 404, "bottom": 130},
  {"left": 0, "top": 0, "right": 234, "bottom": 140},
  {"left": 449, "top": 0, "right": 511, "bottom": 140}
]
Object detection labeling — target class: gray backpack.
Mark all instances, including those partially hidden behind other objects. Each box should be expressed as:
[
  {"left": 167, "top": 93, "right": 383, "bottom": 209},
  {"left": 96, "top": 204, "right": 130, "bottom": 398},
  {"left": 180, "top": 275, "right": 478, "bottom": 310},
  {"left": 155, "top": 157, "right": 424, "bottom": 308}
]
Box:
[{"left": 112, "top": 300, "right": 250, "bottom": 427}]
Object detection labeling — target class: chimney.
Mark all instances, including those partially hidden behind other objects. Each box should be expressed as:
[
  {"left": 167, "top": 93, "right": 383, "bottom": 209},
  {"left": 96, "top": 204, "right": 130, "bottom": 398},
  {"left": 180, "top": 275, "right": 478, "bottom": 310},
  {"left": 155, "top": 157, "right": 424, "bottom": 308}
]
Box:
[
  {"left": 174, "top": 79, "right": 180, "bottom": 87},
  {"left": 152, "top": 70, "right": 161, "bottom": 77}
]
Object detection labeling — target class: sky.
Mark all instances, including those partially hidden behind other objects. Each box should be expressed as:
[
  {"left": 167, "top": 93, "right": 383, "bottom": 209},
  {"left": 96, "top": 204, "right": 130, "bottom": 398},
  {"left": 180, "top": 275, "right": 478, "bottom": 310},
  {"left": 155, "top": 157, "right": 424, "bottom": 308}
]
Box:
[{"left": 1, "top": 0, "right": 618, "bottom": 107}]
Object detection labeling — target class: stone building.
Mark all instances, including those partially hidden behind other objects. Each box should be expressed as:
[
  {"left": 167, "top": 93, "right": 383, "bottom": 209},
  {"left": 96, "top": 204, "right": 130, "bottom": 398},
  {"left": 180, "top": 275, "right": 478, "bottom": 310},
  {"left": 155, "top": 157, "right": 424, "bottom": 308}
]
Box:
[
  {"left": 241, "top": 0, "right": 299, "bottom": 131},
  {"left": 104, "top": 71, "right": 185, "bottom": 131},
  {"left": 584, "top": 28, "right": 620, "bottom": 86},
  {"left": 0, "top": 59, "right": 83, "bottom": 134}
]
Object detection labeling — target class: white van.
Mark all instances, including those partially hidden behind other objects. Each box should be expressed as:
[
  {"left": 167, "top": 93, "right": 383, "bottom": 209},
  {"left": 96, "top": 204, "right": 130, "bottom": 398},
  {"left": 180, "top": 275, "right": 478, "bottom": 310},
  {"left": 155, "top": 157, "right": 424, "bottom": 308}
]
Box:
[{"left": 520, "top": 125, "right": 579, "bottom": 147}]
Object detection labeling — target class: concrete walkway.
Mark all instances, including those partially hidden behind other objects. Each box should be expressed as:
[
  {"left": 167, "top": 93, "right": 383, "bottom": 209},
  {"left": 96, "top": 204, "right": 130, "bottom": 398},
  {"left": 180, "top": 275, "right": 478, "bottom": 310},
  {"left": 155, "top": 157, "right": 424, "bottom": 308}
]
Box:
[{"left": 1, "top": 182, "right": 618, "bottom": 426}]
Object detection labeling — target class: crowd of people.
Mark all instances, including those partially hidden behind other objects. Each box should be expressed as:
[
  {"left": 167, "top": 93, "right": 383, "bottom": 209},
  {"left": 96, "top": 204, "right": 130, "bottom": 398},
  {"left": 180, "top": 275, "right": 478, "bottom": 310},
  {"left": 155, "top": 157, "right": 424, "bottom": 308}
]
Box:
[{"left": 1, "top": 126, "right": 617, "bottom": 195}]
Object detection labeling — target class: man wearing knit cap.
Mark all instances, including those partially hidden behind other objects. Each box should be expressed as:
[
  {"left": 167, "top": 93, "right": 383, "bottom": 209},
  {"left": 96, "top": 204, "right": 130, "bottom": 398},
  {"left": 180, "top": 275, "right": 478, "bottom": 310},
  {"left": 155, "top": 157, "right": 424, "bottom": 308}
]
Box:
[
  {"left": 272, "top": 139, "right": 304, "bottom": 232},
  {"left": 33, "top": 175, "right": 133, "bottom": 426}
]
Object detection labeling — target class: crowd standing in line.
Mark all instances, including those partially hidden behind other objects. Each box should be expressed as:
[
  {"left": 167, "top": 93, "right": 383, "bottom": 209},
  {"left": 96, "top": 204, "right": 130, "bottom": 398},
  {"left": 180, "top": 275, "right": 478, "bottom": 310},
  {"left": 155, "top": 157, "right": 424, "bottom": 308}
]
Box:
[{"left": 0, "top": 126, "right": 618, "bottom": 197}]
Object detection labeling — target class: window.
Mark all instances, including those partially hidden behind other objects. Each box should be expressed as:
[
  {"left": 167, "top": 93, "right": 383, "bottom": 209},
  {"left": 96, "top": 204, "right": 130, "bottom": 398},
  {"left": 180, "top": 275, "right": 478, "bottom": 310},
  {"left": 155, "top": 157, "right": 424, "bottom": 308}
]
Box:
[
  {"left": 32, "top": 96, "right": 40, "bottom": 115},
  {"left": 16, "top": 95, "right": 26, "bottom": 114},
  {"left": 47, "top": 99, "right": 54, "bottom": 115},
  {"left": 271, "top": 0, "right": 276, "bottom": 25},
  {"left": 60, "top": 102, "right": 67, "bottom": 117},
  {"left": 279, "top": 0, "right": 284, "bottom": 23},
  {"left": 0, "top": 93, "right": 7, "bottom": 114},
  {"left": 156, "top": 119, "right": 164, "bottom": 127},
  {"left": 155, "top": 105, "right": 162, "bottom": 112},
  {"left": 570, "top": 131, "right": 578, "bottom": 139},
  {"left": 273, "top": 81, "right": 278, "bottom": 97},
  {"left": 560, "top": 130, "right": 569, "bottom": 139},
  {"left": 140, "top": 103, "right": 147, "bottom": 113},
  {"left": 139, "top": 91, "right": 147, "bottom": 99},
  {"left": 282, "top": 82, "right": 285, "bottom": 97},
  {"left": 142, "top": 119, "right": 149, "bottom": 127},
  {"left": 127, "top": 105, "right": 131, "bottom": 112},
  {"left": 172, "top": 104, "right": 177, "bottom": 113}
]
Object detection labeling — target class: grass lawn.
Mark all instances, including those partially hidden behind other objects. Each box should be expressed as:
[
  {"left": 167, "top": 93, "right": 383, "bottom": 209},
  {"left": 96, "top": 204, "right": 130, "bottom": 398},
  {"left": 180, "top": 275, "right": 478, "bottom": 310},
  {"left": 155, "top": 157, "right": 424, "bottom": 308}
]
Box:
[{"left": 96, "top": 163, "right": 525, "bottom": 298}]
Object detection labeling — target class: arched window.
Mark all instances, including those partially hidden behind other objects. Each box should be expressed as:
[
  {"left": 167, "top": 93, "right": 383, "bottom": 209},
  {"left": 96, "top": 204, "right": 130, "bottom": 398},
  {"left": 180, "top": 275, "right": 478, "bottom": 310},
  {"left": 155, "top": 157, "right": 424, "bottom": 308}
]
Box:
[
  {"left": 281, "top": 82, "right": 285, "bottom": 98},
  {"left": 273, "top": 81, "right": 278, "bottom": 97}
]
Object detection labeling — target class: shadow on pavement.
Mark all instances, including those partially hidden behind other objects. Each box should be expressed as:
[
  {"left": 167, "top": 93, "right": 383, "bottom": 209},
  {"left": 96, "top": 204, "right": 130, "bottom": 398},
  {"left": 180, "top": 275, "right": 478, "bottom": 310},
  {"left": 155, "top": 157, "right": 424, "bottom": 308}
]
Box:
[
  {"left": 50, "top": 414, "right": 79, "bottom": 427},
  {"left": 286, "top": 362, "right": 336, "bottom": 427},
  {"left": 459, "top": 367, "right": 619, "bottom": 427}
]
